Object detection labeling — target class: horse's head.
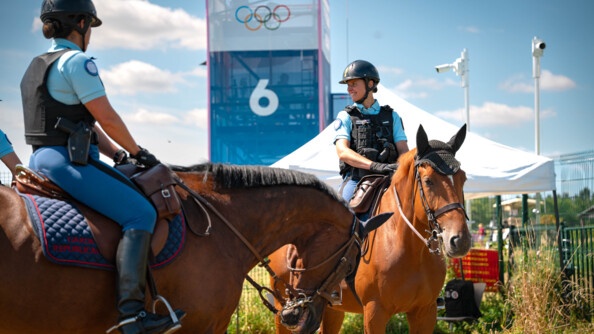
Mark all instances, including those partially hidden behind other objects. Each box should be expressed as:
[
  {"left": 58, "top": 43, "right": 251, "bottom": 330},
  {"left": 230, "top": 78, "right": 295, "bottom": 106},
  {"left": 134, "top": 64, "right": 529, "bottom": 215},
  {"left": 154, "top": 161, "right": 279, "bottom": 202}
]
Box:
[
  {"left": 276, "top": 211, "right": 390, "bottom": 333},
  {"left": 172, "top": 163, "right": 390, "bottom": 333},
  {"left": 393, "top": 124, "right": 471, "bottom": 258}
]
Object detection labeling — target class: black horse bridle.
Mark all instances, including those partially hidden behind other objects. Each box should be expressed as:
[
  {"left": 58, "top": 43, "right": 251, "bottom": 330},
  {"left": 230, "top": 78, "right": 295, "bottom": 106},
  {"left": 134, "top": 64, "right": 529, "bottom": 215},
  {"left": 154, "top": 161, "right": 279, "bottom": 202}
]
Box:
[{"left": 393, "top": 163, "right": 468, "bottom": 254}]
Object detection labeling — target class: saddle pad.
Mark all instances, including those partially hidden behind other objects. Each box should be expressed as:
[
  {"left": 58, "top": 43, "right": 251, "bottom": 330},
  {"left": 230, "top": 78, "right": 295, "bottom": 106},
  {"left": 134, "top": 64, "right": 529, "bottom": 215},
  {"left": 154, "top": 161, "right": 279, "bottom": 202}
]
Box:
[{"left": 20, "top": 193, "right": 185, "bottom": 271}]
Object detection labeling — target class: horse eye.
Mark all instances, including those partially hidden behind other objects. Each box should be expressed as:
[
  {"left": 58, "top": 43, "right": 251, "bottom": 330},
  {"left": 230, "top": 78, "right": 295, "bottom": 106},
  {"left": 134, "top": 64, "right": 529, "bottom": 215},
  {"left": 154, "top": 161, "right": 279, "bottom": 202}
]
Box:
[{"left": 423, "top": 177, "right": 433, "bottom": 186}]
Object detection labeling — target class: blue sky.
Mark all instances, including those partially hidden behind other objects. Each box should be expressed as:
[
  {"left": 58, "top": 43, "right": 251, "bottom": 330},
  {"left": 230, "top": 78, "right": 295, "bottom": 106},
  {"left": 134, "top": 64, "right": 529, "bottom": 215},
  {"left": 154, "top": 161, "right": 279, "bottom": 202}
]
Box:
[{"left": 1, "top": 0, "right": 592, "bottom": 174}]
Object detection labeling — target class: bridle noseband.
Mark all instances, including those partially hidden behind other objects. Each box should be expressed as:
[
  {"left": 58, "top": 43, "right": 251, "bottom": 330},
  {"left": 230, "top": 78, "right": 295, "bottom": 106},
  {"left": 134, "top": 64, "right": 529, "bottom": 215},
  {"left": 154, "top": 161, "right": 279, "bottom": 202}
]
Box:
[{"left": 393, "top": 164, "right": 468, "bottom": 254}]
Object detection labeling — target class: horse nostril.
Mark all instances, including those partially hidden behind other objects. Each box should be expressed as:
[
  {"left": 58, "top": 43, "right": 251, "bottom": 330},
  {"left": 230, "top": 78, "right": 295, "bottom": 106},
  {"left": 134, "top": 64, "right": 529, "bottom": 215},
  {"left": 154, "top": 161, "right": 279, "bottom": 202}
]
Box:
[{"left": 450, "top": 235, "right": 460, "bottom": 250}]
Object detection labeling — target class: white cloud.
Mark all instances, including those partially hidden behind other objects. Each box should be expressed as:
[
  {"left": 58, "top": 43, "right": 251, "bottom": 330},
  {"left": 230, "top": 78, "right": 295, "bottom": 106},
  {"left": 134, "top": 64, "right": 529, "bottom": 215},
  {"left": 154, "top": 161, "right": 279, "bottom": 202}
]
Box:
[
  {"left": 122, "top": 107, "right": 207, "bottom": 130},
  {"left": 500, "top": 70, "right": 576, "bottom": 93},
  {"left": 376, "top": 65, "right": 404, "bottom": 76},
  {"left": 188, "top": 66, "right": 208, "bottom": 78},
  {"left": 540, "top": 70, "right": 577, "bottom": 91},
  {"left": 390, "top": 77, "right": 456, "bottom": 99},
  {"left": 123, "top": 108, "right": 179, "bottom": 124},
  {"left": 435, "top": 101, "right": 556, "bottom": 127},
  {"left": 184, "top": 108, "right": 208, "bottom": 129},
  {"left": 92, "top": 0, "right": 206, "bottom": 51},
  {"left": 100, "top": 60, "right": 184, "bottom": 95}
]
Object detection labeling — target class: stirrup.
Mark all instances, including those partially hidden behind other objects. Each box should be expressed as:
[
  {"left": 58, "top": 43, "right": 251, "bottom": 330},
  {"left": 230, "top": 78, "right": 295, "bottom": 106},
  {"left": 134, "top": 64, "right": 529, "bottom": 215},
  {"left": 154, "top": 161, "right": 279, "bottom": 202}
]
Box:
[
  {"left": 105, "top": 307, "right": 183, "bottom": 334},
  {"left": 152, "top": 294, "right": 182, "bottom": 332},
  {"left": 106, "top": 312, "right": 144, "bottom": 333}
]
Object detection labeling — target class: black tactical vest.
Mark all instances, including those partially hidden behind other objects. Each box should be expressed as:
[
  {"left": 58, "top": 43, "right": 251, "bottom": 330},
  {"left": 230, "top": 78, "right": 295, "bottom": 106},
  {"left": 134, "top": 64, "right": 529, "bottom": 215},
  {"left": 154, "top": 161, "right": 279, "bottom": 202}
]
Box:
[
  {"left": 339, "top": 105, "right": 397, "bottom": 178},
  {"left": 21, "top": 50, "right": 96, "bottom": 147}
]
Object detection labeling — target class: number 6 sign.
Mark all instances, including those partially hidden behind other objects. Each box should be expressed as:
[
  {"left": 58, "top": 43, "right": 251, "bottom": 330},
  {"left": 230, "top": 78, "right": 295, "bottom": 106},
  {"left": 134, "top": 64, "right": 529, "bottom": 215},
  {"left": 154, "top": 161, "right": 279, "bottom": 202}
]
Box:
[{"left": 250, "top": 79, "right": 279, "bottom": 116}]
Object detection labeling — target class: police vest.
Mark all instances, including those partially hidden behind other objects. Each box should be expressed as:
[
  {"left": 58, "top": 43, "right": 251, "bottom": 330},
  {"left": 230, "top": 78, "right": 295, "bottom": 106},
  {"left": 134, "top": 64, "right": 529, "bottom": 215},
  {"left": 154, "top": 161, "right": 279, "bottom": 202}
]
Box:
[
  {"left": 21, "top": 49, "right": 96, "bottom": 147},
  {"left": 339, "top": 105, "right": 398, "bottom": 178}
]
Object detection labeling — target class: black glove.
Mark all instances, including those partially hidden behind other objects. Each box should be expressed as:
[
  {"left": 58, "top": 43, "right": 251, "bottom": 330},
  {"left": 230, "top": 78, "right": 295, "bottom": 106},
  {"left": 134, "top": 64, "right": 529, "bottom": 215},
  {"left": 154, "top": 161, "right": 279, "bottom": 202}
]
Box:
[
  {"left": 369, "top": 162, "right": 398, "bottom": 175},
  {"left": 131, "top": 147, "right": 160, "bottom": 168},
  {"left": 113, "top": 149, "right": 128, "bottom": 166},
  {"left": 378, "top": 142, "right": 397, "bottom": 162}
]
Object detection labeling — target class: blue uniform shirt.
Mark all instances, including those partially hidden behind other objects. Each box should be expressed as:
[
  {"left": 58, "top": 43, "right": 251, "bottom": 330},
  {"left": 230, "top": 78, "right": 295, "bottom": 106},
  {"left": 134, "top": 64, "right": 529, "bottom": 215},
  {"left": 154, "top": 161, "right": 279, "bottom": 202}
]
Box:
[
  {"left": 333, "top": 100, "right": 407, "bottom": 144},
  {"left": 47, "top": 38, "right": 105, "bottom": 105},
  {"left": 0, "top": 129, "right": 15, "bottom": 159}
]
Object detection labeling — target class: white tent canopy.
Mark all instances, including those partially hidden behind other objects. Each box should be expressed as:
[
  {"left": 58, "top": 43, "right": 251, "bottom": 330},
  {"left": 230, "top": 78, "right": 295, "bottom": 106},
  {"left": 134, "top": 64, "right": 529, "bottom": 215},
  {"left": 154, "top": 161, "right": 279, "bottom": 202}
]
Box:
[{"left": 272, "top": 85, "right": 556, "bottom": 200}]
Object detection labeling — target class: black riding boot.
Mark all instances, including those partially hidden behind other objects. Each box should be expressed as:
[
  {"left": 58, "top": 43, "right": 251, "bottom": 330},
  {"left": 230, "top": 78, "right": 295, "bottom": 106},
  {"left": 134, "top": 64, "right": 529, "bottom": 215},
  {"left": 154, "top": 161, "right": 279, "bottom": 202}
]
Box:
[{"left": 112, "top": 229, "right": 185, "bottom": 334}]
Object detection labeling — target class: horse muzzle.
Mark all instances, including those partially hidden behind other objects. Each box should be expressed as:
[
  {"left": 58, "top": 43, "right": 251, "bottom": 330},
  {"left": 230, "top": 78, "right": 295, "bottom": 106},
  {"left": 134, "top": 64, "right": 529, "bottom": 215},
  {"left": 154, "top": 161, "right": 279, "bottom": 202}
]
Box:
[
  {"left": 279, "top": 296, "right": 321, "bottom": 334},
  {"left": 443, "top": 230, "right": 472, "bottom": 258}
]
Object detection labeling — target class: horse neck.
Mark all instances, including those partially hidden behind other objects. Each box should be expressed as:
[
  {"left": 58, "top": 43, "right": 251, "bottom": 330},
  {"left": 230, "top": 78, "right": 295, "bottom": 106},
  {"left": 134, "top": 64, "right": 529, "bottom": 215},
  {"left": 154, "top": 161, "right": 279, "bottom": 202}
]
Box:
[
  {"left": 235, "top": 186, "right": 352, "bottom": 253},
  {"left": 178, "top": 175, "right": 353, "bottom": 266},
  {"left": 384, "top": 154, "right": 431, "bottom": 244}
]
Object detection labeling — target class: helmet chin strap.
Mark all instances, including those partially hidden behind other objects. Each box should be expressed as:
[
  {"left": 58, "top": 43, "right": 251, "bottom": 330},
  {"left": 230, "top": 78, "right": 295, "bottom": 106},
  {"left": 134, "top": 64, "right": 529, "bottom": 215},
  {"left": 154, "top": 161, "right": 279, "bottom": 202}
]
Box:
[
  {"left": 355, "top": 79, "right": 376, "bottom": 104},
  {"left": 73, "top": 17, "right": 92, "bottom": 52}
]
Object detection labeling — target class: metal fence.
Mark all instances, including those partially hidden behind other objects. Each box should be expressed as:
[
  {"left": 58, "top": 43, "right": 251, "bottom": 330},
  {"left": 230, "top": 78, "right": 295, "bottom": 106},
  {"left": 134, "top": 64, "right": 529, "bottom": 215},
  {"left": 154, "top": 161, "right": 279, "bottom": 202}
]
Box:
[
  {"left": 509, "top": 223, "right": 593, "bottom": 312},
  {"left": 561, "top": 225, "right": 594, "bottom": 311},
  {"left": 0, "top": 171, "right": 11, "bottom": 185},
  {"left": 553, "top": 150, "right": 594, "bottom": 198}
]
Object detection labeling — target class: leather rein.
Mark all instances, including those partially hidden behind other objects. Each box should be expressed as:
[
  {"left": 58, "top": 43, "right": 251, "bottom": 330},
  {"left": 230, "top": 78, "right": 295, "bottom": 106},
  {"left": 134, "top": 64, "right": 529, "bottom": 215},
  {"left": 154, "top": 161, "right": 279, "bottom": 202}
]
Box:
[
  {"left": 173, "top": 176, "right": 362, "bottom": 313},
  {"left": 392, "top": 164, "right": 467, "bottom": 255}
]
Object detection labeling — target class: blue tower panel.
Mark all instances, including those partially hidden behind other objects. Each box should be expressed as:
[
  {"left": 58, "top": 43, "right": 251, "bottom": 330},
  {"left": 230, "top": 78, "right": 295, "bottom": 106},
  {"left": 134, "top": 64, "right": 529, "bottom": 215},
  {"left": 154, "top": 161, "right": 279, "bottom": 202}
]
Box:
[{"left": 209, "top": 50, "right": 325, "bottom": 165}]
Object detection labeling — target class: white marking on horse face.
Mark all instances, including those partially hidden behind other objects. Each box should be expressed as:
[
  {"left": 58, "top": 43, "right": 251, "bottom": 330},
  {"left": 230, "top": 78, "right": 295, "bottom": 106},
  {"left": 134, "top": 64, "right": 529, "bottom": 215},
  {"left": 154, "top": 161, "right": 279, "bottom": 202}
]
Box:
[{"left": 448, "top": 175, "right": 454, "bottom": 185}]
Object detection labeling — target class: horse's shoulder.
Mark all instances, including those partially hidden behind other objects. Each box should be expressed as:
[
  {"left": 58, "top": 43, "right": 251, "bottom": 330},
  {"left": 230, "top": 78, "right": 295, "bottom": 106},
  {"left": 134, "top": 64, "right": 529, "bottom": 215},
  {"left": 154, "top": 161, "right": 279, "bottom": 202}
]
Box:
[{"left": 0, "top": 187, "right": 38, "bottom": 250}]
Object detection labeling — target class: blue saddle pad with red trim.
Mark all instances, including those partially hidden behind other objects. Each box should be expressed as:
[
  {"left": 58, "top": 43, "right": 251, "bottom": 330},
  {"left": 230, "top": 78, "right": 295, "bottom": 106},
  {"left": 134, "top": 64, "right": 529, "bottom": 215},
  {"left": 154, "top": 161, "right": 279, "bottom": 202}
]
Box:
[{"left": 19, "top": 192, "right": 185, "bottom": 271}]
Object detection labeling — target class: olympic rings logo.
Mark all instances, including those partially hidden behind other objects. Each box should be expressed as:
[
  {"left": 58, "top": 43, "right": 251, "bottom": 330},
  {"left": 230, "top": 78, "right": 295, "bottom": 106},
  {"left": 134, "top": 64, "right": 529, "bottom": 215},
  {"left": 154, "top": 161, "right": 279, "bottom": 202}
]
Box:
[{"left": 235, "top": 5, "right": 291, "bottom": 31}]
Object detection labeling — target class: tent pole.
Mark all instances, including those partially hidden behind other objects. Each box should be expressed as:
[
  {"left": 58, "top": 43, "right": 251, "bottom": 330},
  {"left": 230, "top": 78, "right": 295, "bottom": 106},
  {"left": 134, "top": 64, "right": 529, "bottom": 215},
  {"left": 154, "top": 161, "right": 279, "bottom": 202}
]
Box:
[{"left": 496, "top": 195, "right": 504, "bottom": 286}]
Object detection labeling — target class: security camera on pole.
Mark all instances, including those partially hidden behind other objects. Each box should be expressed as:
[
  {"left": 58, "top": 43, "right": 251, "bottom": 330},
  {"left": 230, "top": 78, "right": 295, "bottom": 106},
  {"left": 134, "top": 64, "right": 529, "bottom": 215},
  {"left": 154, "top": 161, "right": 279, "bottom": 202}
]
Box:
[
  {"left": 435, "top": 48, "right": 470, "bottom": 131},
  {"left": 435, "top": 49, "right": 471, "bottom": 222},
  {"left": 532, "top": 37, "right": 545, "bottom": 156},
  {"left": 532, "top": 36, "right": 546, "bottom": 224}
]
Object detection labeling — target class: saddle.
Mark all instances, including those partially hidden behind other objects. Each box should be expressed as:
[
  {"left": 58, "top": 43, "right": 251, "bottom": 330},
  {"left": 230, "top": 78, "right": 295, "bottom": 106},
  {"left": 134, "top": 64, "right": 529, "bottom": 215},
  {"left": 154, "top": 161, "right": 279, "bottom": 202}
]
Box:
[
  {"left": 14, "top": 164, "right": 178, "bottom": 262},
  {"left": 349, "top": 174, "right": 391, "bottom": 215}
]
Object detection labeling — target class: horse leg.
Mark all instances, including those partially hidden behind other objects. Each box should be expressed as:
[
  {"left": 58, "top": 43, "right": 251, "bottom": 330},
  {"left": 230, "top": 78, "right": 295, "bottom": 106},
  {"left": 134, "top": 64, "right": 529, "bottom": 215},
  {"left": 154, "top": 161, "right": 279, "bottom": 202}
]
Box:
[
  {"left": 319, "top": 307, "right": 345, "bottom": 334},
  {"left": 363, "top": 301, "right": 392, "bottom": 333},
  {"left": 406, "top": 303, "right": 438, "bottom": 334}
]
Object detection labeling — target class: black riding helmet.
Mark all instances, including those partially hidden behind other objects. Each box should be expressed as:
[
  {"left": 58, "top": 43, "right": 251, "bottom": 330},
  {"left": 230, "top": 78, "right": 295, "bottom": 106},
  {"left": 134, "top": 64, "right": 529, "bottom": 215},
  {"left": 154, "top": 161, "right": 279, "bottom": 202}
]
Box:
[
  {"left": 41, "top": 0, "right": 102, "bottom": 27},
  {"left": 339, "top": 60, "right": 380, "bottom": 104},
  {"left": 40, "top": 0, "right": 101, "bottom": 52}
]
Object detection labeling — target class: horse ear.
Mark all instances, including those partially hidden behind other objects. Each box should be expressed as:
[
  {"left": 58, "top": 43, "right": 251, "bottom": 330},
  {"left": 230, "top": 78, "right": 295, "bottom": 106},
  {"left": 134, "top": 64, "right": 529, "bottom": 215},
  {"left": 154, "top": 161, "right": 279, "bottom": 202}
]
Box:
[
  {"left": 448, "top": 124, "right": 467, "bottom": 154},
  {"left": 416, "top": 124, "right": 429, "bottom": 157}
]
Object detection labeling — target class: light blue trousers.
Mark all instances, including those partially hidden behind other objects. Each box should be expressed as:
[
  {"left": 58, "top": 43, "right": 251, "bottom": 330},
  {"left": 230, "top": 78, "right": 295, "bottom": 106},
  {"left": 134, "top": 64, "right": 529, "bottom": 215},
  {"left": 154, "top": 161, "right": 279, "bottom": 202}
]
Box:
[{"left": 29, "top": 145, "right": 157, "bottom": 232}]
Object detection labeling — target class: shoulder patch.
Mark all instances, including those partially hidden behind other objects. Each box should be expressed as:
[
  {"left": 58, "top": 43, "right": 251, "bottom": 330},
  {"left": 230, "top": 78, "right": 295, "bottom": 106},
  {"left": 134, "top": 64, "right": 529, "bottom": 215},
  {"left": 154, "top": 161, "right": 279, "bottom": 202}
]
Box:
[
  {"left": 84, "top": 59, "right": 99, "bottom": 76},
  {"left": 333, "top": 119, "right": 343, "bottom": 130}
]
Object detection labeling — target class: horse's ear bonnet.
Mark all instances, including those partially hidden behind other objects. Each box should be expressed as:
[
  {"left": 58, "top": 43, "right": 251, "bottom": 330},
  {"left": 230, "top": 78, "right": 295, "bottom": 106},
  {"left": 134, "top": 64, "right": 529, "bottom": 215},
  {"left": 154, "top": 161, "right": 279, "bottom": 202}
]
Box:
[{"left": 415, "top": 124, "right": 467, "bottom": 175}]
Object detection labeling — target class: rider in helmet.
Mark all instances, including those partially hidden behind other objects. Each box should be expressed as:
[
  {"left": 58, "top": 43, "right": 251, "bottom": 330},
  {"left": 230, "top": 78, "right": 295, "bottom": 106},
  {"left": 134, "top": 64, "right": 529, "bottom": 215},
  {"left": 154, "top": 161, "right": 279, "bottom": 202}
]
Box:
[
  {"left": 334, "top": 60, "right": 410, "bottom": 202},
  {"left": 21, "top": 1, "right": 185, "bottom": 333}
]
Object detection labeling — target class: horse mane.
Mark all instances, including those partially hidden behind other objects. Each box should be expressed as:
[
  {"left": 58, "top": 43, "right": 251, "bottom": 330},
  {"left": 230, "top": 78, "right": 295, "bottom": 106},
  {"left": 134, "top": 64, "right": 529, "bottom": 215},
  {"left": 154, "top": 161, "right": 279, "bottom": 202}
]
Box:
[{"left": 170, "top": 163, "right": 346, "bottom": 204}]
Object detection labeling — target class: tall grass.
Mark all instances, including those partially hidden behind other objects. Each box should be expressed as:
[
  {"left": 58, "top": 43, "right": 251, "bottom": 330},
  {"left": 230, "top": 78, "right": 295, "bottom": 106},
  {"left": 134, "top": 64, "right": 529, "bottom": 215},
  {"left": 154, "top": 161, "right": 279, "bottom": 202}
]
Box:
[
  {"left": 229, "top": 247, "right": 593, "bottom": 333},
  {"left": 500, "top": 248, "right": 593, "bottom": 334}
]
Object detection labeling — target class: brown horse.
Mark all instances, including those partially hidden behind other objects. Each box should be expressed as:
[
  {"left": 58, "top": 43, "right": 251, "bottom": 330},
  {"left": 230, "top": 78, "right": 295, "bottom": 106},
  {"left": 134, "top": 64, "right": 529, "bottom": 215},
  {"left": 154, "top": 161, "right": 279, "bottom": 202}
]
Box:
[
  {"left": 0, "top": 163, "right": 390, "bottom": 334},
  {"left": 270, "top": 124, "right": 472, "bottom": 333}
]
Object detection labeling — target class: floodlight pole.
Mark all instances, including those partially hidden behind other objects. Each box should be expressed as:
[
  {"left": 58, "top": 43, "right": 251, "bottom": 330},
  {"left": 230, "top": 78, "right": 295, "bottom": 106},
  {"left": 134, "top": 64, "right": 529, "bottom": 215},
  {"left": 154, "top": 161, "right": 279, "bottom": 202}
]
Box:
[{"left": 532, "top": 36, "right": 546, "bottom": 224}]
